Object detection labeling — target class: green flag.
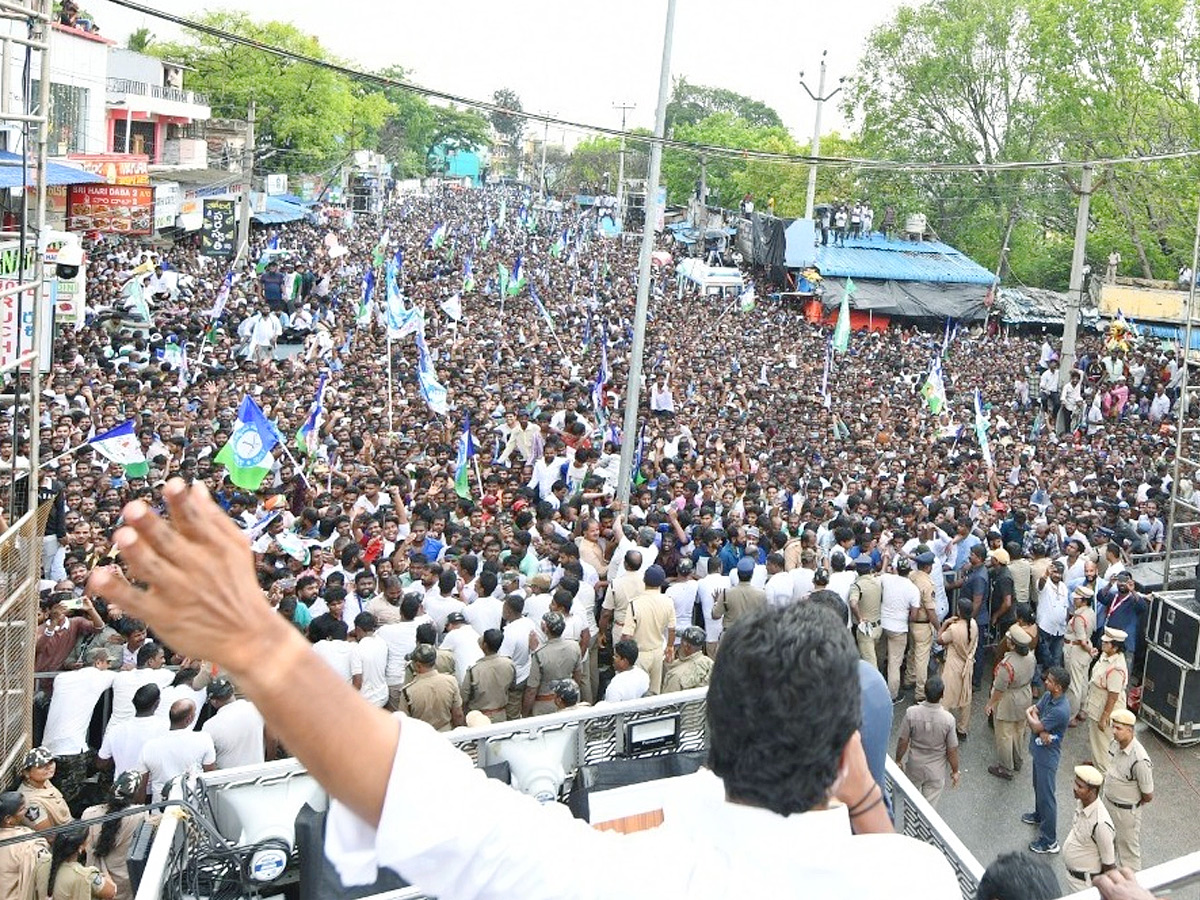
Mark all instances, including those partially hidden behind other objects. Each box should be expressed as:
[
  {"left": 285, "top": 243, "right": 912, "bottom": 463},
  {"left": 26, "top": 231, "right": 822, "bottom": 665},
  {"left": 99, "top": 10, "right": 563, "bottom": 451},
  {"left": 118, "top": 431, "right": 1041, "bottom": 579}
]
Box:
[
  {"left": 832, "top": 278, "right": 854, "bottom": 353},
  {"left": 214, "top": 396, "right": 279, "bottom": 490}
]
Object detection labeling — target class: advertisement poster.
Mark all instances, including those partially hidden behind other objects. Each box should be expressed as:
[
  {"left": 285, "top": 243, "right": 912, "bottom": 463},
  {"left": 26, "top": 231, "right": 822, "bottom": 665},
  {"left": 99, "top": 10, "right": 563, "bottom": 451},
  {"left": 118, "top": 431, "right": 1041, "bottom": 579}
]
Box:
[
  {"left": 154, "top": 182, "right": 181, "bottom": 230},
  {"left": 67, "top": 153, "right": 150, "bottom": 186},
  {"left": 66, "top": 184, "right": 154, "bottom": 234},
  {"left": 201, "top": 199, "right": 236, "bottom": 257},
  {"left": 0, "top": 240, "right": 53, "bottom": 372}
]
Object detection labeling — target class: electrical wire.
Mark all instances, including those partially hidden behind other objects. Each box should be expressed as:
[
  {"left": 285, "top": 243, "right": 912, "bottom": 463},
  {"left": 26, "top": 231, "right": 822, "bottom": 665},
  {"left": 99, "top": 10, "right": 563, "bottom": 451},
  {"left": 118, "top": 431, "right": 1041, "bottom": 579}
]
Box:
[{"left": 101, "top": 0, "right": 1200, "bottom": 175}]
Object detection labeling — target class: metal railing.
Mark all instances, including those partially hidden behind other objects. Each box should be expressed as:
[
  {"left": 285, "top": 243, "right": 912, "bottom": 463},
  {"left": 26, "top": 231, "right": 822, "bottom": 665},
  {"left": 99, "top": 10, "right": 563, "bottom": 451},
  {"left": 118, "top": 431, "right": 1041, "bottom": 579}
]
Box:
[{"left": 106, "top": 77, "right": 208, "bottom": 108}]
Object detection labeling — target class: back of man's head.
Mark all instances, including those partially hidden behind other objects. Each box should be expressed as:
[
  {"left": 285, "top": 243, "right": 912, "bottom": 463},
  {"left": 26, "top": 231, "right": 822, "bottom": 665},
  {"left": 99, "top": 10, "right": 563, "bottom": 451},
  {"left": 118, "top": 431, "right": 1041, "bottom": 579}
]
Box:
[
  {"left": 399, "top": 594, "right": 422, "bottom": 621},
  {"left": 132, "top": 683, "right": 160, "bottom": 715},
  {"left": 707, "top": 603, "right": 859, "bottom": 816},
  {"left": 975, "top": 852, "right": 1060, "bottom": 900},
  {"left": 624, "top": 549, "right": 642, "bottom": 572},
  {"left": 481, "top": 628, "right": 504, "bottom": 653},
  {"left": 168, "top": 699, "right": 195, "bottom": 729}
]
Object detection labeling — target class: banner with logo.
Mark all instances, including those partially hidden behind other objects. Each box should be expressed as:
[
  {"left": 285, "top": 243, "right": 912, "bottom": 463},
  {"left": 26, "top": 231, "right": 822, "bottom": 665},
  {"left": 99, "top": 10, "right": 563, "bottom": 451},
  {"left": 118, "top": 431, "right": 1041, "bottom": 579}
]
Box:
[
  {"left": 66, "top": 153, "right": 150, "bottom": 186},
  {"left": 201, "top": 199, "right": 236, "bottom": 257},
  {"left": 66, "top": 184, "right": 154, "bottom": 234}
]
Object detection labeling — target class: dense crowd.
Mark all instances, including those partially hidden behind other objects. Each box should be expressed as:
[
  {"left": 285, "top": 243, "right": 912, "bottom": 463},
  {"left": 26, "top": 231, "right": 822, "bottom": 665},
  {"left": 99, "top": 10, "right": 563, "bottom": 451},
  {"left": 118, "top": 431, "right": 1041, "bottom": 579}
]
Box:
[{"left": 1, "top": 183, "right": 1184, "bottom": 899}]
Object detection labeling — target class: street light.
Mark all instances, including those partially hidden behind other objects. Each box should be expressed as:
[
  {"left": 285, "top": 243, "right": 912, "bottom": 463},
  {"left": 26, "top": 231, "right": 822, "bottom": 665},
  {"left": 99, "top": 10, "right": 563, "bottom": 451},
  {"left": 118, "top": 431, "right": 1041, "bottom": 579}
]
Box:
[{"left": 799, "top": 51, "right": 846, "bottom": 222}]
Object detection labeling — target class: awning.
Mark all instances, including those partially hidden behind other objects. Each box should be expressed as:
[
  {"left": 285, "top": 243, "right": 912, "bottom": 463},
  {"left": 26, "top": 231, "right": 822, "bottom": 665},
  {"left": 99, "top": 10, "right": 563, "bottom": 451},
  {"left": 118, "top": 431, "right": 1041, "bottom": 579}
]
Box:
[
  {"left": 274, "top": 192, "right": 314, "bottom": 207},
  {"left": 0, "top": 151, "right": 106, "bottom": 188},
  {"left": 251, "top": 196, "right": 306, "bottom": 225}
]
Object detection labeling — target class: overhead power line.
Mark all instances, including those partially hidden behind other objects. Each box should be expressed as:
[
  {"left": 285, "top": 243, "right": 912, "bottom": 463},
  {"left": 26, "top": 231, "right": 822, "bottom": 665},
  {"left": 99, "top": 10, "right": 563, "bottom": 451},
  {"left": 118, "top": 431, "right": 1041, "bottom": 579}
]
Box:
[{"left": 103, "top": 0, "right": 1200, "bottom": 175}]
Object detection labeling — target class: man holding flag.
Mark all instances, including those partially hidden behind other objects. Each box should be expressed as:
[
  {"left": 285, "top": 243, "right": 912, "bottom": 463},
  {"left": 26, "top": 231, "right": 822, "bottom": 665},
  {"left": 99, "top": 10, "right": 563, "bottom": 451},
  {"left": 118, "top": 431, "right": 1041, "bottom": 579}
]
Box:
[
  {"left": 832, "top": 278, "right": 855, "bottom": 353},
  {"left": 454, "top": 413, "right": 477, "bottom": 500}
]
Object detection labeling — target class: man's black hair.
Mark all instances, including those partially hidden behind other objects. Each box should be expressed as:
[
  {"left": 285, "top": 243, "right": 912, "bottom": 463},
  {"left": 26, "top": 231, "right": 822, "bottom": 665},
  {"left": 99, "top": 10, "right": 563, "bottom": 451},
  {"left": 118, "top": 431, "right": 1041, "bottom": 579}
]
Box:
[
  {"left": 707, "top": 603, "right": 859, "bottom": 817},
  {"left": 925, "top": 674, "right": 945, "bottom": 704},
  {"left": 975, "top": 852, "right": 1060, "bottom": 900}
]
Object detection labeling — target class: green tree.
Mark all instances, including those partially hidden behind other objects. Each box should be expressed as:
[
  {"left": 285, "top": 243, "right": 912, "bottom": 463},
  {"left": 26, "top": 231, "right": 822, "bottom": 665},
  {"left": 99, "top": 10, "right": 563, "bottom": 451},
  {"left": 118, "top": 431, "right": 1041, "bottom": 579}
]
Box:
[
  {"left": 490, "top": 87, "right": 525, "bottom": 175},
  {"left": 126, "top": 27, "right": 154, "bottom": 52},
  {"left": 665, "top": 77, "right": 785, "bottom": 133},
  {"left": 153, "top": 11, "right": 390, "bottom": 174},
  {"left": 558, "top": 134, "right": 649, "bottom": 195}
]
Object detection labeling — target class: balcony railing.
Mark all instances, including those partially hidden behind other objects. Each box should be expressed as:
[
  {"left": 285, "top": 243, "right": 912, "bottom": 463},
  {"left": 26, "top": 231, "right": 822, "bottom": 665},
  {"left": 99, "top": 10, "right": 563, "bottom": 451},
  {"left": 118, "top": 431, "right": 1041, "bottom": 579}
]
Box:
[{"left": 106, "top": 77, "right": 209, "bottom": 108}]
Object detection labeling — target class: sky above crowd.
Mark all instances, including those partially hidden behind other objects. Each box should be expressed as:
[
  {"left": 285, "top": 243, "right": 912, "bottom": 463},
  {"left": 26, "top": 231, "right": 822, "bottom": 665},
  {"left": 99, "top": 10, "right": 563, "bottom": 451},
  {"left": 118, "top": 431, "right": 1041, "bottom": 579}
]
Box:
[{"left": 98, "top": 0, "right": 906, "bottom": 147}]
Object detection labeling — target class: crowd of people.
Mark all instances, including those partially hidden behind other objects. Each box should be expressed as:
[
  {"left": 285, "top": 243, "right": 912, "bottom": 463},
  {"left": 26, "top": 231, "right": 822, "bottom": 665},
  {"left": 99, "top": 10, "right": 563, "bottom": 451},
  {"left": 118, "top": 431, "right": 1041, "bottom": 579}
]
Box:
[{"left": 1, "top": 181, "right": 1188, "bottom": 899}]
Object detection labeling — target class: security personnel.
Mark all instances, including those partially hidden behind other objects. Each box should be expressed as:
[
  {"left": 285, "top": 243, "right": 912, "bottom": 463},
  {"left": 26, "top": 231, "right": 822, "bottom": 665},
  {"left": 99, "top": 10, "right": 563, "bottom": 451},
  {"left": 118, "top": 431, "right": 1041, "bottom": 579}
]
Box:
[
  {"left": 848, "top": 555, "right": 884, "bottom": 666},
  {"left": 1104, "top": 708, "right": 1154, "bottom": 870},
  {"left": 462, "top": 629, "right": 516, "bottom": 723},
  {"left": 523, "top": 612, "right": 582, "bottom": 716},
  {"left": 1086, "top": 626, "right": 1129, "bottom": 773},
  {"left": 0, "top": 791, "right": 51, "bottom": 900},
  {"left": 985, "top": 624, "right": 1035, "bottom": 780},
  {"left": 1062, "top": 764, "right": 1117, "bottom": 892},
  {"left": 396, "top": 644, "right": 465, "bottom": 732},
  {"left": 622, "top": 565, "right": 677, "bottom": 694},
  {"left": 16, "top": 747, "right": 71, "bottom": 831},
  {"left": 662, "top": 627, "right": 715, "bottom": 693},
  {"left": 712, "top": 557, "right": 767, "bottom": 631},
  {"left": 894, "top": 674, "right": 959, "bottom": 808},
  {"left": 908, "top": 551, "right": 940, "bottom": 701}
]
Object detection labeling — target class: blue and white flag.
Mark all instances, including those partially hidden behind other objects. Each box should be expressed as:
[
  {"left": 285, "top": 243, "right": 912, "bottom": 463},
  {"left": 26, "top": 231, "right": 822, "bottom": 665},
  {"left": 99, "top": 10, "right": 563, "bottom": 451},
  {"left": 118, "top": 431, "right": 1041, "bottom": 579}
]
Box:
[
  {"left": 428, "top": 223, "right": 447, "bottom": 250},
  {"left": 529, "top": 284, "right": 554, "bottom": 329},
  {"left": 207, "top": 271, "right": 233, "bottom": 320},
  {"left": 295, "top": 373, "right": 328, "bottom": 456},
  {"left": 214, "top": 395, "right": 279, "bottom": 490},
  {"left": 415, "top": 331, "right": 448, "bottom": 415},
  {"left": 974, "top": 388, "right": 993, "bottom": 469}
]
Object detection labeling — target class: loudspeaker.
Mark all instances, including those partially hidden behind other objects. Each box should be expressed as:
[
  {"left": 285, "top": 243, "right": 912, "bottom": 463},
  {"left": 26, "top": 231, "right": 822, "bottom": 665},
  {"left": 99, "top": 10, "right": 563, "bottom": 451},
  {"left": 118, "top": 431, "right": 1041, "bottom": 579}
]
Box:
[
  {"left": 1154, "top": 592, "right": 1200, "bottom": 667},
  {"left": 294, "top": 803, "right": 409, "bottom": 900},
  {"left": 125, "top": 820, "right": 157, "bottom": 893},
  {"left": 1140, "top": 645, "right": 1200, "bottom": 744}
]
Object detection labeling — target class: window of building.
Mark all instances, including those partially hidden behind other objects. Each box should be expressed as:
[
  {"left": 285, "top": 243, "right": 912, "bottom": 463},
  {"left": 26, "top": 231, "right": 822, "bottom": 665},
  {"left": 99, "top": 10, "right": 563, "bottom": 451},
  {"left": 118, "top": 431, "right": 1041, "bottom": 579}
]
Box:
[{"left": 30, "top": 81, "right": 90, "bottom": 154}]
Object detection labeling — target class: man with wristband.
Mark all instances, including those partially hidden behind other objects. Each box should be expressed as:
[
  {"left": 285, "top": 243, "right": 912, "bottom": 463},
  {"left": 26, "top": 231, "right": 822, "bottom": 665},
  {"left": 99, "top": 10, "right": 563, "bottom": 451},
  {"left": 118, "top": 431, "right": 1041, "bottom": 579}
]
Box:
[
  {"left": 1024, "top": 666, "right": 1072, "bottom": 854},
  {"left": 90, "top": 480, "right": 963, "bottom": 900}
]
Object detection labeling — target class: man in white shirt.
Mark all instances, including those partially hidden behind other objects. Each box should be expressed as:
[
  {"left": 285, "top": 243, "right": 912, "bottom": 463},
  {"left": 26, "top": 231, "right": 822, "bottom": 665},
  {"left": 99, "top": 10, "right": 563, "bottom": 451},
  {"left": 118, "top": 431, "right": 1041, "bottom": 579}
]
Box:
[
  {"left": 379, "top": 596, "right": 432, "bottom": 706},
  {"left": 353, "top": 612, "right": 390, "bottom": 708},
  {"left": 666, "top": 560, "right": 700, "bottom": 643},
  {"left": 43, "top": 649, "right": 117, "bottom": 757},
  {"left": 201, "top": 677, "right": 269, "bottom": 769},
  {"left": 98, "top": 682, "right": 167, "bottom": 776},
  {"left": 137, "top": 699, "right": 216, "bottom": 801},
  {"left": 527, "top": 443, "right": 567, "bottom": 502},
  {"left": 879, "top": 561, "right": 920, "bottom": 702},
  {"left": 1035, "top": 561, "right": 1070, "bottom": 674},
  {"left": 499, "top": 595, "right": 537, "bottom": 719},
  {"left": 695, "top": 566, "right": 729, "bottom": 655},
  {"left": 440, "top": 612, "right": 484, "bottom": 686},
  {"left": 463, "top": 579, "right": 504, "bottom": 635},
  {"left": 309, "top": 618, "right": 362, "bottom": 688},
  {"left": 107, "top": 641, "right": 175, "bottom": 733},
  {"left": 604, "top": 639, "right": 650, "bottom": 702},
  {"left": 763, "top": 553, "right": 793, "bottom": 608}
]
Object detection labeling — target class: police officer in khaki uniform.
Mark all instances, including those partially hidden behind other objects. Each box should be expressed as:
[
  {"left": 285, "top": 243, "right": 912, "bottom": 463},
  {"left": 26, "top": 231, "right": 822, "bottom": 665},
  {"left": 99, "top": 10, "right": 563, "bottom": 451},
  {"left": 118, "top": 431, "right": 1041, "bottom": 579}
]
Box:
[
  {"left": 848, "top": 555, "right": 884, "bottom": 666},
  {"left": 16, "top": 747, "right": 72, "bottom": 831},
  {"left": 985, "top": 624, "right": 1035, "bottom": 780},
  {"left": 523, "top": 612, "right": 582, "bottom": 716},
  {"left": 462, "top": 629, "right": 516, "bottom": 723},
  {"left": 1104, "top": 708, "right": 1154, "bottom": 870},
  {"left": 662, "top": 627, "right": 714, "bottom": 693},
  {"left": 1062, "top": 764, "right": 1117, "bottom": 891},
  {"left": 396, "top": 644, "right": 466, "bottom": 732},
  {"left": 0, "top": 791, "right": 50, "bottom": 900},
  {"left": 1086, "top": 626, "right": 1129, "bottom": 773},
  {"left": 713, "top": 557, "right": 767, "bottom": 632},
  {"left": 894, "top": 675, "right": 959, "bottom": 807},
  {"left": 622, "top": 565, "right": 677, "bottom": 694},
  {"left": 907, "top": 551, "right": 940, "bottom": 701}
]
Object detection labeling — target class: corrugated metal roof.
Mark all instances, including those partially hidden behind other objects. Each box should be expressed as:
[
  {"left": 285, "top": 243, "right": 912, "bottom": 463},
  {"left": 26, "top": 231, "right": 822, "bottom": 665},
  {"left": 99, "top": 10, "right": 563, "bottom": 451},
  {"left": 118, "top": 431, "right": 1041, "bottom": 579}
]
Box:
[
  {"left": 0, "top": 152, "right": 104, "bottom": 188},
  {"left": 813, "top": 235, "right": 995, "bottom": 285},
  {"left": 251, "top": 196, "right": 306, "bottom": 225}
]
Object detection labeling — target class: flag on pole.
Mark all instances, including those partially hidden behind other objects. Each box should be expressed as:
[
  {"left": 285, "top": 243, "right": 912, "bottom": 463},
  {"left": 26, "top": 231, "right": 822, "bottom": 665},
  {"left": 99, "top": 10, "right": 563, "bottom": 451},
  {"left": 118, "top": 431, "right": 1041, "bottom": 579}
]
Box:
[
  {"left": 357, "top": 269, "right": 375, "bottom": 326},
  {"left": 529, "top": 284, "right": 554, "bottom": 329},
  {"left": 482, "top": 220, "right": 495, "bottom": 250},
  {"left": 462, "top": 255, "right": 475, "bottom": 293},
  {"left": 973, "top": 388, "right": 994, "bottom": 469},
  {"left": 388, "top": 304, "right": 425, "bottom": 339},
  {"left": 88, "top": 420, "right": 148, "bottom": 478},
  {"left": 295, "top": 374, "right": 328, "bottom": 456},
  {"left": 632, "top": 422, "right": 647, "bottom": 486},
  {"left": 161, "top": 341, "right": 184, "bottom": 370},
  {"left": 207, "top": 271, "right": 233, "bottom": 319},
  {"left": 920, "top": 356, "right": 947, "bottom": 414},
  {"left": 415, "top": 331, "right": 449, "bottom": 415},
  {"left": 497, "top": 262, "right": 509, "bottom": 297},
  {"left": 507, "top": 254, "right": 526, "bottom": 296},
  {"left": 739, "top": 284, "right": 757, "bottom": 313},
  {"left": 428, "top": 223, "right": 447, "bottom": 250},
  {"left": 832, "top": 278, "right": 855, "bottom": 353},
  {"left": 551, "top": 230, "right": 566, "bottom": 258},
  {"left": 820, "top": 337, "right": 832, "bottom": 409},
  {"left": 372, "top": 229, "right": 391, "bottom": 268},
  {"left": 440, "top": 294, "right": 463, "bottom": 322},
  {"left": 941, "top": 317, "right": 953, "bottom": 358},
  {"left": 453, "top": 412, "right": 477, "bottom": 499},
  {"left": 214, "top": 395, "right": 279, "bottom": 490}
]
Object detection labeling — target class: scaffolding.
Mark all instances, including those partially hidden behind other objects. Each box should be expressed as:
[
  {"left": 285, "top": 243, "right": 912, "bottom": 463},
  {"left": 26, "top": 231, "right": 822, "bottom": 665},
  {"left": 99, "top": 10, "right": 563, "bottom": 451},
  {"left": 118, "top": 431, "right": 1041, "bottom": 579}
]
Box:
[{"left": 0, "top": 0, "right": 50, "bottom": 790}]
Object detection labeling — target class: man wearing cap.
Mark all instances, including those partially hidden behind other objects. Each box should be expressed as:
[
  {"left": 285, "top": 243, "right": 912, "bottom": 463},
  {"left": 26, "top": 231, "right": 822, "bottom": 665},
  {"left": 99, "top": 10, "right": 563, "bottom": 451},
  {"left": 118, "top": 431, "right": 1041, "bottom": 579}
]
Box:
[
  {"left": 1086, "top": 627, "right": 1129, "bottom": 773},
  {"left": 523, "top": 612, "right": 582, "bottom": 716},
  {"left": 440, "top": 610, "right": 484, "bottom": 687},
  {"left": 396, "top": 644, "right": 465, "bottom": 732},
  {"left": 1024, "top": 666, "right": 1072, "bottom": 854},
  {"left": 907, "top": 551, "right": 940, "bottom": 702},
  {"left": 713, "top": 556, "right": 768, "bottom": 635},
  {"left": 985, "top": 623, "right": 1035, "bottom": 780},
  {"left": 880, "top": 557, "right": 919, "bottom": 702},
  {"left": 848, "top": 555, "right": 884, "bottom": 667},
  {"left": 662, "top": 627, "right": 714, "bottom": 693},
  {"left": 1103, "top": 708, "right": 1154, "bottom": 869},
  {"left": 0, "top": 791, "right": 50, "bottom": 900},
  {"left": 1061, "top": 764, "right": 1117, "bottom": 891},
  {"left": 1096, "top": 572, "right": 1147, "bottom": 672},
  {"left": 463, "top": 629, "right": 515, "bottom": 723},
  {"left": 622, "top": 565, "right": 677, "bottom": 693},
  {"left": 202, "top": 677, "right": 271, "bottom": 769},
  {"left": 986, "top": 546, "right": 1016, "bottom": 636},
  {"left": 894, "top": 675, "right": 959, "bottom": 808}
]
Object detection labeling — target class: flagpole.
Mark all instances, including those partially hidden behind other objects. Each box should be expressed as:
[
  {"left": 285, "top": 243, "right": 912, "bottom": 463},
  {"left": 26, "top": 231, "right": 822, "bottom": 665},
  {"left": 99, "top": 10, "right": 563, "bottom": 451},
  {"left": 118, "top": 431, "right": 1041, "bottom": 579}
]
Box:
[
  {"left": 387, "top": 335, "right": 395, "bottom": 433},
  {"left": 278, "top": 443, "right": 311, "bottom": 488},
  {"left": 473, "top": 455, "right": 484, "bottom": 497},
  {"left": 39, "top": 438, "right": 94, "bottom": 469}
]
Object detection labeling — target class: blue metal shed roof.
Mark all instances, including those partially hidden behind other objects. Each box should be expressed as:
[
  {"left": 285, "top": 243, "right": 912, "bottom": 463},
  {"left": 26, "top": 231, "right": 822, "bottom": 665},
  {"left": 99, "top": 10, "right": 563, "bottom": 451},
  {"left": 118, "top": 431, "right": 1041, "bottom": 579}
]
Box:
[
  {"left": 251, "top": 196, "right": 306, "bottom": 225},
  {"left": 813, "top": 235, "right": 995, "bottom": 285},
  {"left": 0, "top": 151, "right": 105, "bottom": 188}
]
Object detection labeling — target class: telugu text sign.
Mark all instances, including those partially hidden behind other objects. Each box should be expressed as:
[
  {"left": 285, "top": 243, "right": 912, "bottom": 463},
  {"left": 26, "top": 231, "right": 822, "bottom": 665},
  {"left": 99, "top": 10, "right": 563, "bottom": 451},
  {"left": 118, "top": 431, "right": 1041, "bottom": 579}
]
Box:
[
  {"left": 67, "top": 184, "right": 154, "bottom": 235},
  {"left": 201, "top": 199, "right": 236, "bottom": 257}
]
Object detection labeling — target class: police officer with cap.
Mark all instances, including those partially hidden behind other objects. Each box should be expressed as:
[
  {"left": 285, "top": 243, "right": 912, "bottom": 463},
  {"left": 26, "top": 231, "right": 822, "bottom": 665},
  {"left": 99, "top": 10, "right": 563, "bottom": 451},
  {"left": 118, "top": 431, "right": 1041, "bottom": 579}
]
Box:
[
  {"left": 1061, "top": 764, "right": 1117, "bottom": 891},
  {"left": 16, "top": 747, "right": 71, "bottom": 831},
  {"left": 662, "top": 626, "right": 715, "bottom": 693},
  {"left": 523, "top": 611, "right": 582, "bottom": 716},
  {"left": 1104, "top": 708, "right": 1154, "bottom": 869},
  {"left": 1086, "top": 626, "right": 1129, "bottom": 773},
  {"left": 396, "top": 644, "right": 465, "bottom": 732},
  {"left": 713, "top": 557, "right": 767, "bottom": 632},
  {"left": 849, "top": 554, "right": 883, "bottom": 666},
  {"left": 908, "top": 551, "right": 940, "bottom": 701},
  {"left": 0, "top": 790, "right": 51, "bottom": 899}
]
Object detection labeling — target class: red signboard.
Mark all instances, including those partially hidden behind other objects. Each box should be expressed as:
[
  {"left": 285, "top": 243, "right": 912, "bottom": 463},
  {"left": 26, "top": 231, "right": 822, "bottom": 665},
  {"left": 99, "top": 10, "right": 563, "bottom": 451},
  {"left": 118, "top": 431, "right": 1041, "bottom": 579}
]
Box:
[
  {"left": 67, "top": 153, "right": 150, "bottom": 185},
  {"left": 67, "top": 184, "right": 154, "bottom": 234}
]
